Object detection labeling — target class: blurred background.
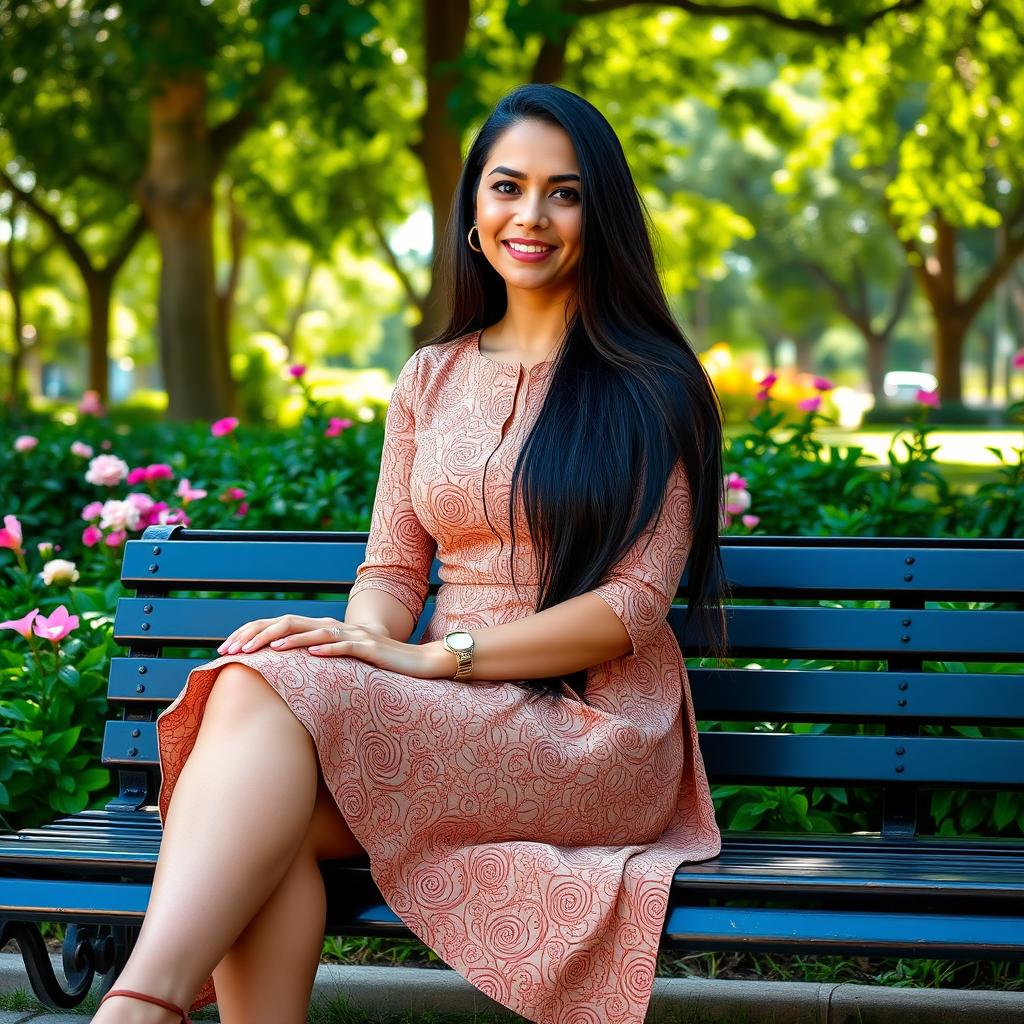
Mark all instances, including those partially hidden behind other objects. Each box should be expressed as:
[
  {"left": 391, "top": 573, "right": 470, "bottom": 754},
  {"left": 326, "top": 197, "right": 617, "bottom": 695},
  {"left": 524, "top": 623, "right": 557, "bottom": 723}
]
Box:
[{"left": 2, "top": 0, "right": 1021, "bottom": 432}]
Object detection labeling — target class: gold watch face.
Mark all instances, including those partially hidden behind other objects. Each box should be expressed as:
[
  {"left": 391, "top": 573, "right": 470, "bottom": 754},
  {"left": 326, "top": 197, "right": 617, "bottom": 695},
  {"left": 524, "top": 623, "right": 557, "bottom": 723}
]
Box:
[{"left": 446, "top": 630, "right": 474, "bottom": 651}]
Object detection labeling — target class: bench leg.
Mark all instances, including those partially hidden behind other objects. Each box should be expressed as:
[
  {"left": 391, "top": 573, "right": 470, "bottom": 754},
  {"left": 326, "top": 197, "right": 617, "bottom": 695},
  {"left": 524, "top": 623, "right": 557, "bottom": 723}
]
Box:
[{"left": 0, "top": 920, "right": 129, "bottom": 1011}]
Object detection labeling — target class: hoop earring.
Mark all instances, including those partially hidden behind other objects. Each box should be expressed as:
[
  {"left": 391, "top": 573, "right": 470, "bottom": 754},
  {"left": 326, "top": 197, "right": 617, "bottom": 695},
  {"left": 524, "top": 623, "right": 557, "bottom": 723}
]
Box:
[{"left": 467, "top": 224, "right": 483, "bottom": 252}]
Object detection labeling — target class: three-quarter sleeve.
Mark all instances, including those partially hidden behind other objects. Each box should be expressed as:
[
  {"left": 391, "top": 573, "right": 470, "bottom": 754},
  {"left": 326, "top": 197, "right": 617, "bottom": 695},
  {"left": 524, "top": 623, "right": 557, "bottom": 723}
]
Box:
[
  {"left": 588, "top": 456, "right": 693, "bottom": 660},
  {"left": 348, "top": 349, "right": 436, "bottom": 624}
]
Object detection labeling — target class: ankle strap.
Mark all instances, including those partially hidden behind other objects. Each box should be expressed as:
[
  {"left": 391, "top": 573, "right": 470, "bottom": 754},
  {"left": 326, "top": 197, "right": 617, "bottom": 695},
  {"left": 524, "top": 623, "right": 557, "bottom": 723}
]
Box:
[{"left": 100, "top": 987, "right": 191, "bottom": 1021}]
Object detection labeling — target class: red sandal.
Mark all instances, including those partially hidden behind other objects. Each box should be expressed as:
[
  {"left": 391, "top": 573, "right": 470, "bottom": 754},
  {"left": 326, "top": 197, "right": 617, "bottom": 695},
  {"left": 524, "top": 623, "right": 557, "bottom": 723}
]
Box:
[{"left": 99, "top": 987, "right": 192, "bottom": 1022}]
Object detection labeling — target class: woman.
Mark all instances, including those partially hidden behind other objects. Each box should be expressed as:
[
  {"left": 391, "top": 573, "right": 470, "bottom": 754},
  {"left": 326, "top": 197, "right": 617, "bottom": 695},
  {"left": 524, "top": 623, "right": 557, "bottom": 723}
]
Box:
[{"left": 96, "top": 83, "right": 728, "bottom": 1024}]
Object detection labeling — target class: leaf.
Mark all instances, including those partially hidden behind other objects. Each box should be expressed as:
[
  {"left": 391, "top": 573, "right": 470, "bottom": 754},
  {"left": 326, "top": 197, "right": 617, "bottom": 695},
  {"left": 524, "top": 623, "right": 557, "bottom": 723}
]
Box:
[
  {"left": 57, "top": 664, "right": 81, "bottom": 688},
  {"left": 44, "top": 726, "right": 82, "bottom": 760}
]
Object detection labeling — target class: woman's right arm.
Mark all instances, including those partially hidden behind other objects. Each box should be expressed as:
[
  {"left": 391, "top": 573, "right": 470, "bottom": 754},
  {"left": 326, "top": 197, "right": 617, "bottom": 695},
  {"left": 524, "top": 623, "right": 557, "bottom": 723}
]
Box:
[{"left": 345, "top": 348, "right": 437, "bottom": 644}]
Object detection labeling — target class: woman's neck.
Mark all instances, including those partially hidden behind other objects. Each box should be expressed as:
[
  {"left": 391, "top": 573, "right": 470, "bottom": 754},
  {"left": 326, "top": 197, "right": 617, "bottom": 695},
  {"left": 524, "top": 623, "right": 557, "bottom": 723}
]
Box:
[{"left": 483, "top": 292, "right": 576, "bottom": 361}]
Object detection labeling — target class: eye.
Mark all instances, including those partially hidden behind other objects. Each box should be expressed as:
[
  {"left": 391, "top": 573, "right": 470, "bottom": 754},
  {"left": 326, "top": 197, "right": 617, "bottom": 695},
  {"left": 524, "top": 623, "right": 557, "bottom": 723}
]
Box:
[{"left": 491, "top": 181, "right": 579, "bottom": 201}]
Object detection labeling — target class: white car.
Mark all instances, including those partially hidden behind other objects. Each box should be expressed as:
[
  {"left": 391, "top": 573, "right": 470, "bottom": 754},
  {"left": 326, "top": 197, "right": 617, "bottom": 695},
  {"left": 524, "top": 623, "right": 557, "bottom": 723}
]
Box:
[{"left": 882, "top": 370, "right": 938, "bottom": 401}]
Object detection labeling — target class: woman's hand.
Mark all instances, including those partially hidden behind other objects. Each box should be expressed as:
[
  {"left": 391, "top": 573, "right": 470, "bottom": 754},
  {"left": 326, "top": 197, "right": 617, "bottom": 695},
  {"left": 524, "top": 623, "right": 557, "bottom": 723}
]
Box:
[{"left": 215, "top": 614, "right": 444, "bottom": 678}]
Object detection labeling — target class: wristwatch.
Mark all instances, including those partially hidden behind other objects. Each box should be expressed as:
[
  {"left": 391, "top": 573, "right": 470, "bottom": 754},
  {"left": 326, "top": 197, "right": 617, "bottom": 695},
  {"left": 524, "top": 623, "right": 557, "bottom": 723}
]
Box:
[{"left": 442, "top": 630, "right": 474, "bottom": 680}]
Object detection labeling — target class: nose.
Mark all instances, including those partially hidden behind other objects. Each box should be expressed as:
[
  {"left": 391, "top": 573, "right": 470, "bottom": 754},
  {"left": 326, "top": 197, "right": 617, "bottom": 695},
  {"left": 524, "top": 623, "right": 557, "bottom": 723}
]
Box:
[{"left": 513, "top": 191, "right": 549, "bottom": 229}]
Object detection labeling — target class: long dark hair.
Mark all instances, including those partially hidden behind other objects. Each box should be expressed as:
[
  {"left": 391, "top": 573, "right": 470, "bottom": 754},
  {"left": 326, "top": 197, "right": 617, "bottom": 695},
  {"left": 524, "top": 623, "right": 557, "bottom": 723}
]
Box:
[{"left": 427, "top": 83, "right": 729, "bottom": 703}]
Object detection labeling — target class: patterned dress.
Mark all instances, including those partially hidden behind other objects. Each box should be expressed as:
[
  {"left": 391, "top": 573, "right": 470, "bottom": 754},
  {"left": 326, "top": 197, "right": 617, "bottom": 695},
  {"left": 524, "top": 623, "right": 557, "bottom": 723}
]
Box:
[{"left": 155, "top": 327, "right": 722, "bottom": 1023}]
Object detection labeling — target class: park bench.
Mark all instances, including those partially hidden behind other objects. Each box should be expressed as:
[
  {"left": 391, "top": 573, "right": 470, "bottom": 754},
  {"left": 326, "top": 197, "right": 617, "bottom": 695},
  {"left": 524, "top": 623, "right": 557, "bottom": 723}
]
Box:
[{"left": 1, "top": 527, "right": 1023, "bottom": 1010}]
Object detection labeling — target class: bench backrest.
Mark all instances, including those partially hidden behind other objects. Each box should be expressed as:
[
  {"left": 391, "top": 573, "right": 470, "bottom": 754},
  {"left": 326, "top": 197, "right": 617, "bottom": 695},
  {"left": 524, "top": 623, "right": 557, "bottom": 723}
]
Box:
[{"left": 106, "top": 527, "right": 1024, "bottom": 839}]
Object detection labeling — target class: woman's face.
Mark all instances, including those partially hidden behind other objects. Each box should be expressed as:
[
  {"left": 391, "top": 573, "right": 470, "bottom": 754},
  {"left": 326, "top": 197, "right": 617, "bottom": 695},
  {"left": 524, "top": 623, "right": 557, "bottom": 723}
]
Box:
[{"left": 473, "top": 119, "right": 582, "bottom": 296}]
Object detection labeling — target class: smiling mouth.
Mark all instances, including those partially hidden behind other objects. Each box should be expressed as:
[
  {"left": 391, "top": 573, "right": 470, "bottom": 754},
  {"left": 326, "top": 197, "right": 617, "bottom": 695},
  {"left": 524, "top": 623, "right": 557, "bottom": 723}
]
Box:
[{"left": 502, "top": 240, "right": 556, "bottom": 254}]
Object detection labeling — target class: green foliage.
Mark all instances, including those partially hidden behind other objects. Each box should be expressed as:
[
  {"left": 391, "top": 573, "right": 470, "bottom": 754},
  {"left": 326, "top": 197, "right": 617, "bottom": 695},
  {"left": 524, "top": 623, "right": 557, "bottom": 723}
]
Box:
[
  {"left": 728, "top": 391, "right": 1024, "bottom": 538},
  {"left": 0, "top": 571, "right": 119, "bottom": 831}
]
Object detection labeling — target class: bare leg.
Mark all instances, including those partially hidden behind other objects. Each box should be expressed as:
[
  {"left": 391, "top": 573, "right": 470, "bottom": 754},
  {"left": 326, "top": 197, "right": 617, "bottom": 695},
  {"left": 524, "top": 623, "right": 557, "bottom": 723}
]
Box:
[
  {"left": 211, "top": 771, "right": 365, "bottom": 1024},
  {"left": 92, "top": 664, "right": 321, "bottom": 1023}
]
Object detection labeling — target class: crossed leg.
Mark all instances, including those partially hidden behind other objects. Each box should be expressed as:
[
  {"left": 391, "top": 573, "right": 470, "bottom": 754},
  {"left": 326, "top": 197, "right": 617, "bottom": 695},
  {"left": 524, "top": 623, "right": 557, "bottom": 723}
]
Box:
[{"left": 92, "top": 662, "right": 366, "bottom": 1024}]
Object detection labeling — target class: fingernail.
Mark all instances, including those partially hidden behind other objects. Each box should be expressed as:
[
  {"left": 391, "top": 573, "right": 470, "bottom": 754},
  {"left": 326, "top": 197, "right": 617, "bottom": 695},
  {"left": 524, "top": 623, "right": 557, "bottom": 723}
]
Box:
[
  {"left": 270, "top": 639, "right": 282, "bottom": 647},
  {"left": 309, "top": 646, "right": 321, "bottom": 653}
]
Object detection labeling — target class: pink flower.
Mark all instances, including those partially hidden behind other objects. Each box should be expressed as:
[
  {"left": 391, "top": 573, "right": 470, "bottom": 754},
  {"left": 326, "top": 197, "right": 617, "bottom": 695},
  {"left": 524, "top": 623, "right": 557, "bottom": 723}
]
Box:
[
  {"left": 798, "top": 395, "right": 822, "bottom": 412},
  {"left": 104, "top": 530, "right": 127, "bottom": 548},
  {"left": 14, "top": 435, "right": 38, "bottom": 451},
  {"left": 159, "top": 508, "right": 190, "bottom": 526},
  {"left": 741, "top": 514, "right": 760, "bottom": 528},
  {"left": 140, "top": 501, "right": 169, "bottom": 527},
  {"left": 234, "top": 501, "right": 249, "bottom": 518},
  {"left": 813, "top": 376, "right": 834, "bottom": 392},
  {"left": 146, "top": 463, "right": 174, "bottom": 481},
  {"left": 1, "top": 514, "right": 24, "bottom": 554},
  {"left": 99, "top": 499, "right": 142, "bottom": 532},
  {"left": 85, "top": 453, "right": 129, "bottom": 486},
  {"left": 225, "top": 487, "right": 246, "bottom": 501},
  {"left": 211, "top": 417, "right": 239, "bottom": 437},
  {"left": 757, "top": 372, "right": 778, "bottom": 389},
  {"left": 81, "top": 501, "right": 104, "bottom": 521},
  {"left": 0, "top": 607, "right": 39, "bottom": 639},
  {"left": 754, "top": 388, "right": 771, "bottom": 402},
  {"left": 726, "top": 490, "right": 752, "bottom": 516},
  {"left": 126, "top": 467, "right": 149, "bottom": 485},
  {"left": 915, "top": 388, "right": 941, "bottom": 408},
  {"left": 100, "top": 439, "right": 112, "bottom": 450},
  {"left": 32, "top": 604, "right": 79, "bottom": 643},
  {"left": 126, "top": 492, "right": 156, "bottom": 515},
  {"left": 289, "top": 364, "right": 307, "bottom": 378},
  {"left": 176, "top": 478, "right": 207, "bottom": 504},
  {"left": 70, "top": 440, "right": 94, "bottom": 458},
  {"left": 82, "top": 525, "right": 104, "bottom": 547},
  {"left": 1012, "top": 349, "right": 1024, "bottom": 370},
  {"left": 79, "top": 390, "right": 105, "bottom": 416},
  {"left": 725, "top": 472, "right": 748, "bottom": 490},
  {"left": 324, "top": 417, "right": 354, "bottom": 437},
  {"left": 37, "top": 541, "right": 54, "bottom": 559}
]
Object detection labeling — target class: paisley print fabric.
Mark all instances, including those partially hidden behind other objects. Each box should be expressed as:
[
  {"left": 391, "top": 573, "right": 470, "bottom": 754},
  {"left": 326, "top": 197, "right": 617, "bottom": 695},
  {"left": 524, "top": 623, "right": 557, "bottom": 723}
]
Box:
[{"left": 155, "top": 328, "right": 722, "bottom": 1023}]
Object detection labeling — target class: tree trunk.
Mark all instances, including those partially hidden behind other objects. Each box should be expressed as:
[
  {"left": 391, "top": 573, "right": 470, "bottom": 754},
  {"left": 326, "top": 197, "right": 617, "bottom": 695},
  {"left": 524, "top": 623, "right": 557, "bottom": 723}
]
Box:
[
  {"left": 934, "top": 312, "right": 967, "bottom": 402},
  {"left": 2, "top": 207, "right": 28, "bottom": 412},
  {"left": 213, "top": 180, "right": 246, "bottom": 419},
  {"left": 793, "top": 332, "right": 815, "bottom": 373},
  {"left": 865, "top": 331, "right": 887, "bottom": 402},
  {"left": 138, "top": 73, "right": 232, "bottom": 422},
  {"left": 85, "top": 271, "right": 112, "bottom": 400},
  {"left": 411, "top": 0, "right": 470, "bottom": 347}
]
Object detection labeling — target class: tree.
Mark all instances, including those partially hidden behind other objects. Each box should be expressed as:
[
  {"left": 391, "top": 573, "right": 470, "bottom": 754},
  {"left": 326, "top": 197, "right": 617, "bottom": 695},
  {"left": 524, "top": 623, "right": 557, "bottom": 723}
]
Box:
[{"left": 780, "top": 0, "right": 1024, "bottom": 401}]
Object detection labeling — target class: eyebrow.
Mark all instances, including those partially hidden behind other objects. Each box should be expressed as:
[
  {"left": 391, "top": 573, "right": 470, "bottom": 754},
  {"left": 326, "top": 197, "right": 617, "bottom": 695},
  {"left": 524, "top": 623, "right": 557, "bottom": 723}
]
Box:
[{"left": 487, "top": 165, "right": 581, "bottom": 184}]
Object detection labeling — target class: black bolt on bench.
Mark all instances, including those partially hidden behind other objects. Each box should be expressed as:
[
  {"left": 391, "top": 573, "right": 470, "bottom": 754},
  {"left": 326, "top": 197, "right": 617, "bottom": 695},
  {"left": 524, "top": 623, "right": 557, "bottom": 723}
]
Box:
[{"left": 1, "top": 528, "right": 1022, "bottom": 1008}]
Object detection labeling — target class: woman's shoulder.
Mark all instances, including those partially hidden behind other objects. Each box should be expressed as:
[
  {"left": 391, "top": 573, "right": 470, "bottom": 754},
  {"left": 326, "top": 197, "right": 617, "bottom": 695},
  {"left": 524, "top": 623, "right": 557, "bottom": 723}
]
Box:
[
  {"left": 413, "top": 331, "right": 476, "bottom": 374},
  {"left": 396, "top": 331, "right": 477, "bottom": 398}
]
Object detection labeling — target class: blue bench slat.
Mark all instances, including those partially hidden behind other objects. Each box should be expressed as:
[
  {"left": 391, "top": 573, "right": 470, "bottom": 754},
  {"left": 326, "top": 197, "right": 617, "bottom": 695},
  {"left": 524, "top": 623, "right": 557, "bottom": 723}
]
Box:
[
  {"left": 101, "top": 720, "right": 1024, "bottom": 787},
  {"left": 689, "top": 669, "right": 1024, "bottom": 722},
  {"left": 699, "top": 733, "right": 1024, "bottom": 786},
  {"left": 677, "top": 606, "right": 1024, "bottom": 659},
  {"left": 0, "top": 878, "right": 155, "bottom": 921},
  {"left": 121, "top": 537, "right": 372, "bottom": 590},
  {"left": 113, "top": 599, "right": 435, "bottom": 648},
  {"left": 109, "top": 658, "right": 1024, "bottom": 725},
  {"left": 662, "top": 905, "right": 1024, "bottom": 958},
  {"left": 112, "top": 597, "right": 1023, "bottom": 659},
  {"left": 125, "top": 529, "right": 1024, "bottom": 599},
  {"left": 718, "top": 543, "right": 1024, "bottom": 598},
  {"left": 108, "top": 657, "right": 226, "bottom": 702}
]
